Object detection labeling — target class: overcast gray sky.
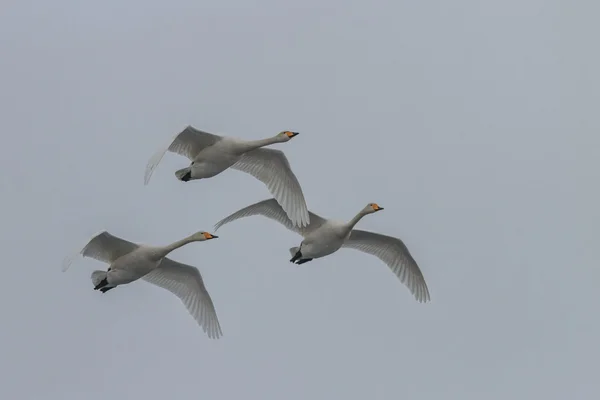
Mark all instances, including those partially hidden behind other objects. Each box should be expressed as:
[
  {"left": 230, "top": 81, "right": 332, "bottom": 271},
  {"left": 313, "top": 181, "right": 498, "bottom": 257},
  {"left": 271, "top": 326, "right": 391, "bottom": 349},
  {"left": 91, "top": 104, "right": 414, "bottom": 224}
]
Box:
[{"left": 1, "top": 1, "right": 598, "bottom": 399}]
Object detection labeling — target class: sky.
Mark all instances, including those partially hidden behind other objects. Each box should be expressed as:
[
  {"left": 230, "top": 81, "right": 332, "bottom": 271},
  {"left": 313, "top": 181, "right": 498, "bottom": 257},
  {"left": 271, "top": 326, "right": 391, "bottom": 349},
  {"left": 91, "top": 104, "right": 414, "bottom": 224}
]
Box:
[{"left": 1, "top": 0, "right": 598, "bottom": 399}]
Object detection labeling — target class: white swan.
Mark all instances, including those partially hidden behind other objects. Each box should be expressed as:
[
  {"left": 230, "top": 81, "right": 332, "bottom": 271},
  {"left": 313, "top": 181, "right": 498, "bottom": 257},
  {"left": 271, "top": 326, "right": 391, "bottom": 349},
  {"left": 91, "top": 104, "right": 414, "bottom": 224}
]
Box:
[
  {"left": 214, "top": 199, "right": 430, "bottom": 303},
  {"left": 144, "top": 125, "right": 310, "bottom": 227},
  {"left": 62, "top": 230, "right": 223, "bottom": 338}
]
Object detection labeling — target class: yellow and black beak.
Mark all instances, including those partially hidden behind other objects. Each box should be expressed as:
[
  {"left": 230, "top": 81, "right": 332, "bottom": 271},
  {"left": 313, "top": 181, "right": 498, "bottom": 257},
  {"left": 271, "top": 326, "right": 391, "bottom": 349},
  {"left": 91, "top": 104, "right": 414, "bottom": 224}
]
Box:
[
  {"left": 203, "top": 232, "right": 218, "bottom": 240},
  {"left": 372, "top": 203, "right": 384, "bottom": 211},
  {"left": 285, "top": 131, "right": 300, "bottom": 138}
]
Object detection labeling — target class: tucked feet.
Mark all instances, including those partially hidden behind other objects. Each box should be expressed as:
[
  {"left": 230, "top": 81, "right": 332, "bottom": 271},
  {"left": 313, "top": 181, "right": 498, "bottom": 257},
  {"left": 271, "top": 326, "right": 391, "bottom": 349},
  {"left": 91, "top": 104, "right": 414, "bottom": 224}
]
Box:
[
  {"left": 181, "top": 171, "right": 191, "bottom": 181},
  {"left": 94, "top": 277, "right": 109, "bottom": 291},
  {"left": 290, "top": 250, "right": 302, "bottom": 263}
]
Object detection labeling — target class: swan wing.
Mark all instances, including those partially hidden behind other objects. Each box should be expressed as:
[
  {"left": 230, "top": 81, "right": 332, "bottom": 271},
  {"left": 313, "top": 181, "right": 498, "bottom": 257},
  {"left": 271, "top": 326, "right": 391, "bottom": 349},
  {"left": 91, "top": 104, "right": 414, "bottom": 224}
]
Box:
[
  {"left": 343, "top": 229, "right": 430, "bottom": 303},
  {"left": 144, "top": 125, "right": 223, "bottom": 185},
  {"left": 214, "top": 198, "right": 325, "bottom": 237},
  {"left": 62, "top": 231, "right": 139, "bottom": 272},
  {"left": 142, "top": 258, "right": 223, "bottom": 339},
  {"left": 230, "top": 148, "right": 310, "bottom": 227}
]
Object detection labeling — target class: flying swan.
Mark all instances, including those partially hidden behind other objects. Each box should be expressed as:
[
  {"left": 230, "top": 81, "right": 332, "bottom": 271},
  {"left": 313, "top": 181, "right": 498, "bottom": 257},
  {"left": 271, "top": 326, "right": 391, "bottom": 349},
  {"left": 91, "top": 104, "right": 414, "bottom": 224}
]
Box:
[
  {"left": 214, "top": 199, "right": 430, "bottom": 303},
  {"left": 144, "top": 125, "right": 310, "bottom": 228},
  {"left": 62, "top": 230, "right": 223, "bottom": 338}
]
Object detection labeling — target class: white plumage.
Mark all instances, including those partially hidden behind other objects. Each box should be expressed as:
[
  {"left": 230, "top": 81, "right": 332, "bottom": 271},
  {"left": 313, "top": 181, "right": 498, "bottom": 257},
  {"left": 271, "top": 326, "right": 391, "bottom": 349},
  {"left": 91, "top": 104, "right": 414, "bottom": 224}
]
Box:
[
  {"left": 214, "top": 199, "right": 430, "bottom": 303},
  {"left": 63, "top": 230, "right": 223, "bottom": 339},
  {"left": 144, "top": 125, "right": 310, "bottom": 227}
]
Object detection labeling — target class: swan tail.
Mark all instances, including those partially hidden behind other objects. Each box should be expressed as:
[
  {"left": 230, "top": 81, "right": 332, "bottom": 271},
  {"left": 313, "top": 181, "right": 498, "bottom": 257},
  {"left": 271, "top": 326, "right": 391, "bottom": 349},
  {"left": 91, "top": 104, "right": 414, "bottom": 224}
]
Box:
[
  {"left": 289, "top": 247, "right": 300, "bottom": 257},
  {"left": 91, "top": 270, "right": 107, "bottom": 288}
]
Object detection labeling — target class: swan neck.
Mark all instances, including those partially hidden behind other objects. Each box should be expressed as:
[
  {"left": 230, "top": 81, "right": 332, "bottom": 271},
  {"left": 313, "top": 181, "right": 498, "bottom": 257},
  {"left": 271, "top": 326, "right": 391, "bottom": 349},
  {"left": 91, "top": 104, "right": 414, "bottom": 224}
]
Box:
[
  {"left": 236, "top": 136, "right": 280, "bottom": 153},
  {"left": 160, "top": 236, "right": 195, "bottom": 257},
  {"left": 346, "top": 210, "right": 367, "bottom": 231}
]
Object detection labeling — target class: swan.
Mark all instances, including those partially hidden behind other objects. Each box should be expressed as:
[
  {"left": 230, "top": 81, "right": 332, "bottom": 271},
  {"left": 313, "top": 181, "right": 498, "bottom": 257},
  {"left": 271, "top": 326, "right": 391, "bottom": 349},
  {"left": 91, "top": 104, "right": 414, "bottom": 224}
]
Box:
[
  {"left": 62, "top": 230, "right": 223, "bottom": 338},
  {"left": 144, "top": 125, "right": 310, "bottom": 228},
  {"left": 214, "top": 199, "right": 430, "bottom": 303}
]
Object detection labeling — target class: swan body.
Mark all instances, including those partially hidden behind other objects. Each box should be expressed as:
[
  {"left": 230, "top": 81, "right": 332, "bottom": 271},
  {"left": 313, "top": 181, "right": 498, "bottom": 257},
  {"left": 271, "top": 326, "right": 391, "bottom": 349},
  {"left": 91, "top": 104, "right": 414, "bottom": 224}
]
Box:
[
  {"left": 144, "top": 125, "right": 310, "bottom": 227},
  {"left": 63, "top": 230, "right": 223, "bottom": 338},
  {"left": 214, "top": 199, "right": 430, "bottom": 303},
  {"left": 176, "top": 137, "right": 248, "bottom": 180},
  {"left": 296, "top": 219, "right": 353, "bottom": 259}
]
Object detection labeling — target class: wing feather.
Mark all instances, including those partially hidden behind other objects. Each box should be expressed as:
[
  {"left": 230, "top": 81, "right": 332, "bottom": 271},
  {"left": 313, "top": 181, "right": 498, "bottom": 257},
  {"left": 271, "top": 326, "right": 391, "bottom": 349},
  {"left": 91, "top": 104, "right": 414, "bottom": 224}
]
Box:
[
  {"left": 343, "top": 229, "right": 430, "bottom": 303},
  {"left": 62, "top": 231, "right": 138, "bottom": 271},
  {"left": 142, "top": 258, "right": 223, "bottom": 339},
  {"left": 231, "top": 148, "right": 310, "bottom": 227},
  {"left": 214, "top": 198, "right": 325, "bottom": 237},
  {"left": 144, "top": 126, "right": 222, "bottom": 185}
]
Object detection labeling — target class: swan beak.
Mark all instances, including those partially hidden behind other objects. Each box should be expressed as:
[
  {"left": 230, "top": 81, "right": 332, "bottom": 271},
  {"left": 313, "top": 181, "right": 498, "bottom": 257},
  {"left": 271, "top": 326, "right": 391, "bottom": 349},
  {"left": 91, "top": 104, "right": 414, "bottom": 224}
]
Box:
[
  {"left": 372, "top": 204, "right": 384, "bottom": 211},
  {"left": 203, "top": 232, "right": 218, "bottom": 240},
  {"left": 285, "top": 131, "right": 299, "bottom": 138}
]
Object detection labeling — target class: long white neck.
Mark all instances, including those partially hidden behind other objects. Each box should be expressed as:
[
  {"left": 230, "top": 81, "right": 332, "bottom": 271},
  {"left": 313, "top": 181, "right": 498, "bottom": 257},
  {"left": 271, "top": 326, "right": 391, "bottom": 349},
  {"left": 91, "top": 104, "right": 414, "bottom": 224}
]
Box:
[
  {"left": 155, "top": 235, "right": 197, "bottom": 259},
  {"left": 345, "top": 210, "right": 368, "bottom": 232},
  {"left": 235, "top": 136, "right": 282, "bottom": 153}
]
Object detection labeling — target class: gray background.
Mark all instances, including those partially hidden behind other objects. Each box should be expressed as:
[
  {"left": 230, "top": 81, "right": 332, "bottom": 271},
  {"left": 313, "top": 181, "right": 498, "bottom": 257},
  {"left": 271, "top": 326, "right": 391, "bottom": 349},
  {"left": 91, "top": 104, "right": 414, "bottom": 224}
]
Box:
[{"left": 1, "top": 0, "right": 598, "bottom": 399}]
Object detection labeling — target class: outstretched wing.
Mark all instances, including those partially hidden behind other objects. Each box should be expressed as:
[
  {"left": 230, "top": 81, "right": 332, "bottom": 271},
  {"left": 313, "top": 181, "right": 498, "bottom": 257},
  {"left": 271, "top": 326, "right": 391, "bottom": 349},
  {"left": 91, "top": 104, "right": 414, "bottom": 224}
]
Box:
[
  {"left": 231, "top": 148, "right": 310, "bottom": 227},
  {"left": 62, "top": 231, "right": 138, "bottom": 271},
  {"left": 214, "top": 198, "right": 326, "bottom": 237},
  {"left": 142, "top": 258, "right": 223, "bottom": 339},
  {"left": 343, "top": 229, "right": 430, "bottom": 303},
  {"left": 144, "top": 125, "right": 223, "bottom": 185}
]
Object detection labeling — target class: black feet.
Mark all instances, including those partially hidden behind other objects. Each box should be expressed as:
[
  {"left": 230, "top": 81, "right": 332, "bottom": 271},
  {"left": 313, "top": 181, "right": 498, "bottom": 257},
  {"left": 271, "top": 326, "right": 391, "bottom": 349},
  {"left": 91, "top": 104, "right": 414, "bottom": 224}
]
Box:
[
  {"left": 290, "top": 250, "right": 302, "bottom": 263},
  {"left": 290, "top": 250, "right": 313, "bottom": 265},
  {"left": 181, "top": 171, "right": 192, "bottom": 182},
  {"left": 94, "top": 277, "right": 109, "bottom": 291},
  {"left": 94, "top": 277, "right": 115, "bottom": 293}
]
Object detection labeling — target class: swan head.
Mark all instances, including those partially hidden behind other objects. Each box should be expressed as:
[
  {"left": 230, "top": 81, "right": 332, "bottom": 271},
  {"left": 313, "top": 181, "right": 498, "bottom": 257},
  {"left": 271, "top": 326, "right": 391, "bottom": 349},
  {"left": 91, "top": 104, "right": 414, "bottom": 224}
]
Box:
[
  {"left": 364, "top": 203, "right": 384, "bottom": 214},
  {"left": 191, "top": 231, "right": 219, "bottom": 241},
  {"left": 277, "top": 131, "right": 300, "bottom": 142}
]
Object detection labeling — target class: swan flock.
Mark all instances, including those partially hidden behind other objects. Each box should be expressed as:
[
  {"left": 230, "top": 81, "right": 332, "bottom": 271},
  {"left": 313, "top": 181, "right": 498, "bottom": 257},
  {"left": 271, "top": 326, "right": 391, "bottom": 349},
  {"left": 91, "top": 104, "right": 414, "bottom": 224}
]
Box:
[{"left": 64, "top": 125, "right": 431, "bottom": 338}]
